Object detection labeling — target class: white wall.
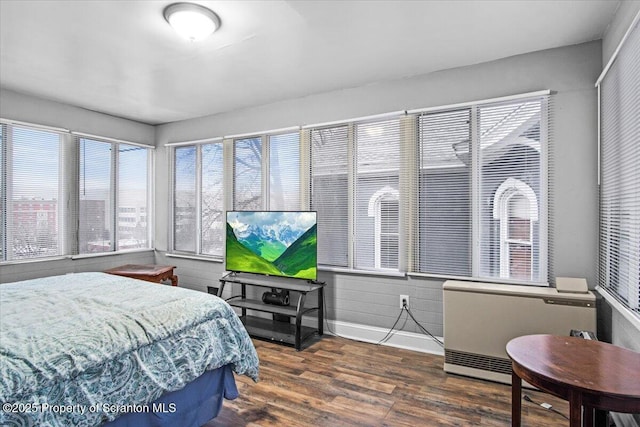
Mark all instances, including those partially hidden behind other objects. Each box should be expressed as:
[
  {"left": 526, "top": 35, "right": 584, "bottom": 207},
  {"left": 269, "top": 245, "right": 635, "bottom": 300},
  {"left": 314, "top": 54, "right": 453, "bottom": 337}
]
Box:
[
  {"left": 155, "top": 41, "right": 602, "bottom": 346},
  {"left": 0, "top": 89, "right": 156, "bottom": 283},
  {"left": 0, "top": 251, "right": 155, "bottom": 284},
  {"left": 602, "top": 1, "right": 640, "bottom": 66},
  {"left": 0, "top": 89, "right": 155, "bottom": 145}
]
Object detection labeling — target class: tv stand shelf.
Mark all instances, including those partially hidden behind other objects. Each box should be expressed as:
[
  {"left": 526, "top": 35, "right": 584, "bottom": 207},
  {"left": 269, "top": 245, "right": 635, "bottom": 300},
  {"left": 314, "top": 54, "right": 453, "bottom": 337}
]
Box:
[{"left": 218, "top": 273, "right": 326, "bottom": 351}]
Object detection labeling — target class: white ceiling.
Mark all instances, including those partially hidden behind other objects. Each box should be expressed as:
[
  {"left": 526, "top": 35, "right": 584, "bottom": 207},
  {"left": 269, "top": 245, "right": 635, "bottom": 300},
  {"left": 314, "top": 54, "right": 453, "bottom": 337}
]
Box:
[{"left": 0, "top": 0, "right": 620, "bottom": 125}]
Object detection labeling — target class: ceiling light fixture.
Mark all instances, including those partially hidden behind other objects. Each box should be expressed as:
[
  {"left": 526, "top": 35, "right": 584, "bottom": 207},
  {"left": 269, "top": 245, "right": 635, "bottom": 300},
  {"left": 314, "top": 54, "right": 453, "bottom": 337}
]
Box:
[{"left": 164, "top": 3, "right": 221, "bottom": 41}]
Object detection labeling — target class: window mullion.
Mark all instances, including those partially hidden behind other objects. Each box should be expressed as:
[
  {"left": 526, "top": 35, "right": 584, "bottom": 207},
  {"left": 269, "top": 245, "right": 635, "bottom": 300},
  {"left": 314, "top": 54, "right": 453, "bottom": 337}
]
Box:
[
  {"left": 471, "top": 105, "right": 481, "bottom": 277},
  {"left": 399, "top": 115, "right": 417, "bottom": 273},
  {"left": 111, "top": 143, "right": 118, "bottom": 252},
  {"left": 147, "top": 147, "right": 155, "bottom": 249},
  {"left": 262, "top": 135, "right": 269, "bottom": 211},
  {"left": 60, "top": 133, "right": 77, "bottom": 255},
  {"left": 168, "top": 147, "right": 176, "bottom": 252},
  {"left": 300, "top": 130, "right": 311, "bottom": 210},
  {"left": 539, "top": 97, "right": 550, "bottom": 282},
  {"left": 347, "top": 123, "right": 355, "bottom": 270},
  {"left": 195, "top": 145, "right": 203, "bottom": 254},
  {"left": 4, "top": 127, "right": 14, "bottom": 261}
]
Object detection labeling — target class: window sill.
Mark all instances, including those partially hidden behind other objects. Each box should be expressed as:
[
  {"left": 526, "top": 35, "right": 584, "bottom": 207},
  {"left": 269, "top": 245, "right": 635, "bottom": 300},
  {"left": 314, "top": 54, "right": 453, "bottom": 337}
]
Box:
[
  {"left": 0, "top": 255, "right": 68, "bottom": 266},
  {"left": 165, "top": 252, "right": 223, "bottom": 263},
  {"left": 596, "top": 286, "right": 640, "bottom": 333},
  {"left": 71, "top": 248, "right": 154, "bottom": 260},
  {"left": 319, "top": 266, "right": 407, "bottom": 278},
  {"left": 406, "top": 271, "right": 549, "bottom": 287},
  {"left": 1, "top": 248, "right": 155, "bottom": 265}
]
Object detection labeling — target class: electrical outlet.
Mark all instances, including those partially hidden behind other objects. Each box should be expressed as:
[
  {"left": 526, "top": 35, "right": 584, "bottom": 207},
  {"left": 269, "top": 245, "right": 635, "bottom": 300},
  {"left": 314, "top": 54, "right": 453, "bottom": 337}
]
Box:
[{"left": 400, "top": 295, "right": 409, "bottom": 309}]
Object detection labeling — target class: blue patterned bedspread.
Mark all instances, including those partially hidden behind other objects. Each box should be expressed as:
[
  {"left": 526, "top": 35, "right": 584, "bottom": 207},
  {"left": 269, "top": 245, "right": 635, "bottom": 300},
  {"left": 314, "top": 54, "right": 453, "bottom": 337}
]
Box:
[{"left": 0, "top": 272, "right": 259, "bottom": 426}]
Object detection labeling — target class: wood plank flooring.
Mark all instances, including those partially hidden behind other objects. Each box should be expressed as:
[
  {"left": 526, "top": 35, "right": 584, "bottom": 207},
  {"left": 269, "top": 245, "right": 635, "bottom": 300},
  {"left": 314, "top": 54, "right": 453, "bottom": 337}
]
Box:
[{"left": 206, "top": 336, "right": 569, "bottom": 426}]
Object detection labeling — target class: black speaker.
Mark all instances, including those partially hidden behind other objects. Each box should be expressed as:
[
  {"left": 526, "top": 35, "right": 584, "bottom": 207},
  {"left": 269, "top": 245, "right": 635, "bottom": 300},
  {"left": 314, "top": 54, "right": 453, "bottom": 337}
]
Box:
[{"left": 262, "top": 289, "right": 290, "bottom": 306}]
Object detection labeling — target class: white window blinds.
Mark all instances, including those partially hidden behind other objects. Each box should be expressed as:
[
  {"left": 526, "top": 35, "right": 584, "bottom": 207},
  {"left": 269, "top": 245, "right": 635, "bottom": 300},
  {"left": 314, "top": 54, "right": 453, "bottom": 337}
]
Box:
[
  {"left": 478, "top": 100, "right": 545, "bottom": 283},
  {"left": 414, "top": 96, "right": 548, "bottom": 284},
  {"left": 417, "top": 109, "right": 472, "bottom": 276},
  {"left": 172, "top": 142, "right": 224, "bottom": 257},
  {"left": 174, "top": 145, "right": 197, "bottom": 252},
  {"left": 201, "top": 143, "right": 224, "bottom": 256},
  {"left": 3, "top": 125, "right": 64, "bottom": 260},
  {"left": 79, "top": 138, "right": 113, "bottom": 253},
  {"left": 310, "top": 126, "right": 349, "bottom": 267},
  {"left": 355, "top": 119, "right": 401, "bottom": 271},
  {"left": 118, "top": 144, "right": 150, "bottom": 251},
  {"left": 599, "top": 17, "right": 640, "bottom": 315},
  {"left": 78, "top": 137, "right": 152, "bottom": 254},
  {"left": 0, "top": 124, "right": 5, "bottom": 261},
  {"left": 269, "top": 132, "right": 300, "bottom": 210},
  {"left": 233, "top": 137, "right": 262, "bottom": 210}
]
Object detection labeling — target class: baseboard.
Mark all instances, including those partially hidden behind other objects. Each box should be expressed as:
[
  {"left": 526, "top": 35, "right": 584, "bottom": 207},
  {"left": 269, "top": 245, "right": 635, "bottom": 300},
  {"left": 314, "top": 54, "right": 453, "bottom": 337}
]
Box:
[
  {"left": 324, "top": 319, "right": 444, "bottom": 356},
  {"left": 611, "top": 412, "right": 640, "bottom": 427}
]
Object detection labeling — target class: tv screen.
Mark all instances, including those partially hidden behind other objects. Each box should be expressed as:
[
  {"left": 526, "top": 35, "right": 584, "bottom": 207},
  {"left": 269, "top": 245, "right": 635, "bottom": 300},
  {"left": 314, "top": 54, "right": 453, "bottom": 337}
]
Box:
[{"left": 225, "top": 211, "right": 317, "bottom": 281}]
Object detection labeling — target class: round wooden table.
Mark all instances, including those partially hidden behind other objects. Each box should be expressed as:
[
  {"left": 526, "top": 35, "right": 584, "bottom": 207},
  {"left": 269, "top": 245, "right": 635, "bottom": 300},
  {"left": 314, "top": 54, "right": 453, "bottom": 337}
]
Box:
[{"left": 506, "top": 334, "right": 640, "bottom": 427}]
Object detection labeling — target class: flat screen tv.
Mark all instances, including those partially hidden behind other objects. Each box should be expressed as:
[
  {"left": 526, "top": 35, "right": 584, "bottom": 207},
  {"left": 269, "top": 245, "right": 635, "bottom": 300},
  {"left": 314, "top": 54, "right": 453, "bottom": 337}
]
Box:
[{"left": 225, "top": 211, "right": 317, "bottom": 281}]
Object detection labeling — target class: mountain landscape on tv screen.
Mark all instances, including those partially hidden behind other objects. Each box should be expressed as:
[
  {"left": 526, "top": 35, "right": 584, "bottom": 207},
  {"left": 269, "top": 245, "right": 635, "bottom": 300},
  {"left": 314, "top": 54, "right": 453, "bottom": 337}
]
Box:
[{"left": 226, "top": 212, "right": 317, "bottom": 280}]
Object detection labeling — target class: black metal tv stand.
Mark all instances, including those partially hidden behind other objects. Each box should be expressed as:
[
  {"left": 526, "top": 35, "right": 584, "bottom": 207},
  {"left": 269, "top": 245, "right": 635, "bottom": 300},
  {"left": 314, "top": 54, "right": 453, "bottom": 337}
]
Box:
[{"left": 218, "top": 272, "right": 326, "bottom": 351}]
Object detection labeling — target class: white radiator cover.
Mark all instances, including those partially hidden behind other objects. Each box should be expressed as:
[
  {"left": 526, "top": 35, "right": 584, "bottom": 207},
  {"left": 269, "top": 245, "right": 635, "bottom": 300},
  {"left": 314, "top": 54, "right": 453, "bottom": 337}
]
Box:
[{"left": 443, "top": 280, "right": 596, "bottom": 384}]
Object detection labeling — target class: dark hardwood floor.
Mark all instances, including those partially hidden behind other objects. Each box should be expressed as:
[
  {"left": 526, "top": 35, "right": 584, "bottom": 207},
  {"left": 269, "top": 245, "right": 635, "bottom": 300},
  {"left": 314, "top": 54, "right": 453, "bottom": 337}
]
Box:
[{"left": 207, "top": 336, "right": 569, "bottom": 426}]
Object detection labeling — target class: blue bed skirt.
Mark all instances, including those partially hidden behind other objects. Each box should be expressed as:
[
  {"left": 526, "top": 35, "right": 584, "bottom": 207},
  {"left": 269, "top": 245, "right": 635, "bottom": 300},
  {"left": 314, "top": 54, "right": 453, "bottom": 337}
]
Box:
[{"left": 104, "top": 365, "right": 238, "bottom": 427}]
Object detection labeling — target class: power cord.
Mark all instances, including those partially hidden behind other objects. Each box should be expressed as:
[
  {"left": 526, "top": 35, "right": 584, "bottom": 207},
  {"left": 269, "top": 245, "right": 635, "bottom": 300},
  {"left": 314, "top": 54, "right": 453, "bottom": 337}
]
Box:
[
  {"left": 403, "top": 302, "right": 444, "bottom": 347},
  {"left": 523, "top": 394, "right": 569, "bottom": 420},
  {"left": 323, "top": 291, "right": 444, "bottom": 348},
  {"left": 377, "top": 301, "right": 444, "bottom": 347},
  {"left": 376, "top": 305, "right": 409, "bottom": 345}
]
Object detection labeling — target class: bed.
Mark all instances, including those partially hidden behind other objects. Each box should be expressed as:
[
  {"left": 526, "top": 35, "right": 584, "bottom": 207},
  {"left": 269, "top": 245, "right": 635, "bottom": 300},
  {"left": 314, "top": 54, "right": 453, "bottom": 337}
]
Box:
[{"left": 0, "top": 272, "right": 259, "bottom": 427}]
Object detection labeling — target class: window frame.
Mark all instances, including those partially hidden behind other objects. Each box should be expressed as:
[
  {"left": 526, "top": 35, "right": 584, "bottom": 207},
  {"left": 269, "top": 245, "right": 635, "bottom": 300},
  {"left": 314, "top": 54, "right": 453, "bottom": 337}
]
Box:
[
  {"left": 1, "top": 122, "right": 67, "bottom": 262},
  {"left": 170, "top": 139, "right": 225, "bottom": 258},
  {"left": 411, "top": 95, "right": 549, "bottom": 285},
  {"left": 77, "top": 135, "right": 154, "bottom": 255},
  {"left": 596, "top": 15, "right": 640, "bottom": 320},
  {"left": 0, "top": 121, "right": 154, "bottom": 264},
  {"left": 168, "top": 130, "right": 302, "bottom": 260}
]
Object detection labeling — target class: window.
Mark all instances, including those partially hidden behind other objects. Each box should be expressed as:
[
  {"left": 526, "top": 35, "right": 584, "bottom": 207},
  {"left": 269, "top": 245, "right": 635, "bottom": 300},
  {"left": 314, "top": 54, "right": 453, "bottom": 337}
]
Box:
[
  {"left": 308, "top": 116, "right": 402, "bottom": 272},
  {"left": 1, "top": 124, "right": 64, "bottom": 261},
  {"left": 269, "top": 132, "right": 300, "bottom": 210},
  {"left": 0, "top": 124, "right": 4, "bottom": 260},
  {"left": 78, "top": 137, "right": 151, "bottom": 253},
  {"left": 598, "top": 18, "right": 640, "bottom": 316},
  {"left": 118, "top": 143, "right": 150, "bottom": 250},
  {"left": 201, "top": 143, "right": 225, "bottom": 256},
  {"left": 415, "top": 97, "right": 548, "bottom": 284},
  {"left": 171, "top": 131, "right": 300, "bottom": 258},
  {"left": 79, "top": 138, "right": 112, "bottom": 253},
  {"left": 478, "top": 100, "right": 545, "bottom": 283},
  {"left": 165, "top": 94, "right": 548, "bottom": 280},
  {"left": 174, "top": 146, "right": 197, "bottom": 252},
  {"left": 233, "top": 137, "right": 262, "bottom": 210},
  {"left": 232, "top": 132, "right": 301, "bottom": 211},
  {"left": 417, "top": 109, "right": 472, "bottom": 276},
  {"left": 310, "top": 126, "right": 349, "bottom": 267},
  {"left": 172, "top": 142, "right": 225, "bottom": 257},
  {"left": 355, "top": 119, "right": 401, "bottom": 271}
]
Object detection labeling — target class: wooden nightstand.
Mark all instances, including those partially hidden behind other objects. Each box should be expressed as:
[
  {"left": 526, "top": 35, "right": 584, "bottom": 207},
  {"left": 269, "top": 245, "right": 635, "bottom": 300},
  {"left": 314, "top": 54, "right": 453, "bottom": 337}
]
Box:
[{"left": 105, "top": 264, "right": 178, "bottom": 286}]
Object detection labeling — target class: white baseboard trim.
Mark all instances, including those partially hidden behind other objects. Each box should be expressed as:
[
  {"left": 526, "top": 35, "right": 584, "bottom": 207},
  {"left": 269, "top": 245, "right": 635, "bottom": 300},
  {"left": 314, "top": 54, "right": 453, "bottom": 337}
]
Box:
[{"left": 324, "top": 319, "right": 444, "bottom": 356}]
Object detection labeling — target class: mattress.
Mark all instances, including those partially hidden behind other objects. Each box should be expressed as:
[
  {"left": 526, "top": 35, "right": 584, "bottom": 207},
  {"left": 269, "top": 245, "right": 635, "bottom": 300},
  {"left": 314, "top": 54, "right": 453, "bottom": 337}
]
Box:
[{"left": 0, "top": 272, "right": 259, "bottom": 426}]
